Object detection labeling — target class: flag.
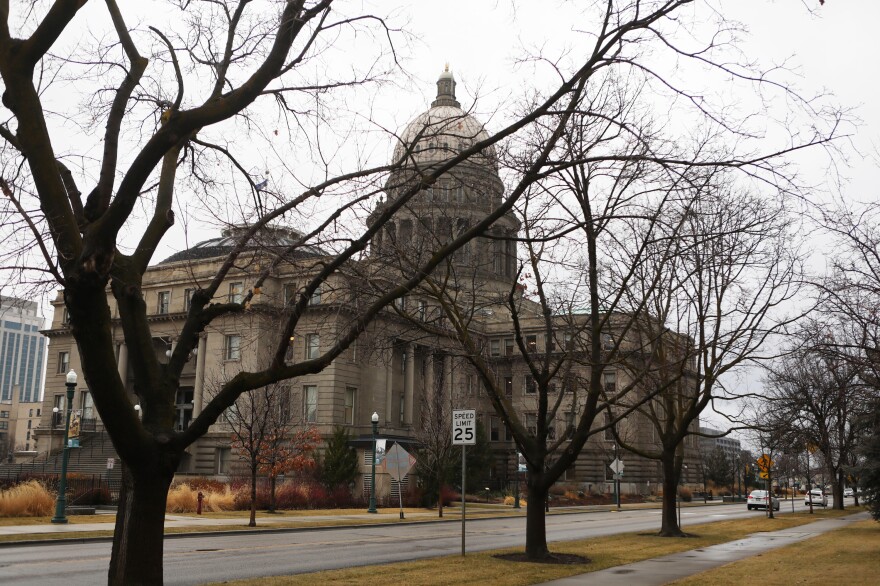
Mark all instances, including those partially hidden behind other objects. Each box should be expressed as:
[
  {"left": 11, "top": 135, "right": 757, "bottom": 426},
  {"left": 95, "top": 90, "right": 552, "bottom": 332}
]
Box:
[{"left": 254, "top": 178, "right": 268, "bottom": 190}]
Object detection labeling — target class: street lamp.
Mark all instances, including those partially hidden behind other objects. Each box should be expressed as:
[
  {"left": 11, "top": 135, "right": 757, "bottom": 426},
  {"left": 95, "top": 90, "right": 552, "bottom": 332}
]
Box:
[
  {"left": 49, "top": 406, "right": 59, "bottom": 461},
  {"left": 367, "top": 412, "right": 379, "bottom": 514},
  {"left": 51, "top": 370, "right": 77, "bottom": 524}
]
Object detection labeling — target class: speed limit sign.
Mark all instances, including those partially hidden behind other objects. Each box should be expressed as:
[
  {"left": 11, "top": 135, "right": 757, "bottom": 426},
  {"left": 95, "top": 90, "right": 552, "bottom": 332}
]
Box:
[{"left": 452, "top": 410, "right": 476, "bottom": 445}]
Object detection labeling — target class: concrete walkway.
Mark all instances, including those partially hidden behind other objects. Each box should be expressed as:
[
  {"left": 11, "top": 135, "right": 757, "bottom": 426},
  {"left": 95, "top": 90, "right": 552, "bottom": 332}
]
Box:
[
  {"left": 0, "top": 509, "right": 452, "bottom": 538},
  {"left": 540, "top": 512, "right": 870, "bottom": 585}
]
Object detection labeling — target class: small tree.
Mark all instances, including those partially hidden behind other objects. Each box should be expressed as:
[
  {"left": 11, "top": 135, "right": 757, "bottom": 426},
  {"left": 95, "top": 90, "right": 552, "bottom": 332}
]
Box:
[
  {"left": 321, "top": 426, "right": 359, "bottom": 492},
  {"left": 226, "top": 383, "right": 319, "bottom": 525}
]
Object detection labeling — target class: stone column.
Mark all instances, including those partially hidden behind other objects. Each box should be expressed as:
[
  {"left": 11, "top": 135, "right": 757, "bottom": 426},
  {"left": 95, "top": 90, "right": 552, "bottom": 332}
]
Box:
[
  {"left": 384, "top": 346, "right": 393, "bottom": 425},
  {"left": 116, "top": 342, "right": 128, "bottom": 385},
  {"left": 193, "top": 336, "right": 208, "bottom": 417},
  {"left": 404, "top": 342, "right": 415, "bottom": 426}
]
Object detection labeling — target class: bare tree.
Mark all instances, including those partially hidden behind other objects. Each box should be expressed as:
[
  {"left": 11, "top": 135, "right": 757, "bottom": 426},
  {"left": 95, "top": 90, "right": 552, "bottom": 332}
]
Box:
[
  {"left": 224, "top": 382, "right": 319, "bottom": 525},
  {"left": 763, "top": 319, "right": 874, "bottom": 510},
  {"left": 0, "top": 0, "right": 844, "bottom": 579}
]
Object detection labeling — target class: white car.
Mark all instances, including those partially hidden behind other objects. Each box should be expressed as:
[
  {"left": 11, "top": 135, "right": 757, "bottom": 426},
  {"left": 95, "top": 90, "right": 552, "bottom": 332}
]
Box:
[
  {"left": 747, "top": 490, "right": 780, "bottom": 511},
  {"left": 844, "top": 487, "right": 854, "bottom": 498},
  {"left": 805, "top": 488, "right": 827, "bottom": 507}
]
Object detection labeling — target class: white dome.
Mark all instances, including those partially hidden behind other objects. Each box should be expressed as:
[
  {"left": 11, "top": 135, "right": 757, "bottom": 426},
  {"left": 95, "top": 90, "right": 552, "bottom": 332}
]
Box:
[
  {"left": 391, "top": 68, "right": 497, "bottom": 169},
  {"left": 392, "top": 105, "right": 496, "bottom": 167}
]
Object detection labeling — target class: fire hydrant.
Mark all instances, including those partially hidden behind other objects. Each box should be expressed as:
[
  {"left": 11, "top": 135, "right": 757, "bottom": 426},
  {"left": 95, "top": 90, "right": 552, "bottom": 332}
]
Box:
[{"left": 197, "top": 491, "right": 204, "bottom": 515}]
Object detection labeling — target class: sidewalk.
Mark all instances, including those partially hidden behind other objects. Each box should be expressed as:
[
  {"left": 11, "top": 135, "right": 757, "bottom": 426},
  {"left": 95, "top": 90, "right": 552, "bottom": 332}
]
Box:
[
  {"left": 0, "top": 509, "right": 451, "bottom": 539},
  {"left": 540, "top": 511, "right": 870, "bottom": 585}
]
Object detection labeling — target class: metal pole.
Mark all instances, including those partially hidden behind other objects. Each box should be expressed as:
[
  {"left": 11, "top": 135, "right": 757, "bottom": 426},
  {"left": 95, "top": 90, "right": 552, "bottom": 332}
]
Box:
[
  {"left": 51, "top": 377, "right": 76, "bottom": 524},
  {"left": 514, "top": 452, "right": 521, "bottom": 509},
  {"left": 368, "top": 414, "right": 378, "bottom": 514},
  {"left": 614, "top": 443, "right": 620, "bottom": 510},
  {"left": 461, "top": 443, "right": 466, "bottom": 556}
]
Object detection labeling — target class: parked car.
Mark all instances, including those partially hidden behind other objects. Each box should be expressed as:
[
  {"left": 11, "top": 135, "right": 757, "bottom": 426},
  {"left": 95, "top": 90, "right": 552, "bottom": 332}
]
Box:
[
  {"left": 844, "top": 487, "right": 854, "bottom": 498},
  {"left": 805, "top": 488, "right": 828, "bottom": 507},
  {"left": 747, "top": 490, "right": 780, "bottom": 511}
]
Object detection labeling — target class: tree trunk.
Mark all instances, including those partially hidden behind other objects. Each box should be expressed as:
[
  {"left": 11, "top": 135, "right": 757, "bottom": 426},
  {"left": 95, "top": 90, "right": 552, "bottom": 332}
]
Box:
[
  {"left": 269, "top": 475, "right": 277, "bottom": 513},
  {"left": 108, "top": 464, "right": 174, "bottom": 586},
  {"left": 249, "top": 466, "right": 258, "bottom": 527},
  {"left": 832, "top": 468, "right": 844, "bottom": 510},
  {"left": 524, "top": 476, "right": 551, "bottom": 559},
  {"left": 658, "top": 454, "right": 685, "bottom": 537}
]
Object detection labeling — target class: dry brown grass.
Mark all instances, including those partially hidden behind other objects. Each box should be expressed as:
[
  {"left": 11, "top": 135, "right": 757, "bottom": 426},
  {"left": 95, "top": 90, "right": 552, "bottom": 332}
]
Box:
[
  {"left": 0, "top": 481, "right": 55, "bottom": 517},
  {"left": 166, "top": 483, "right": 236, "bottom": 513},
  {"left": 669, "top": 518, "right": 879, "bottom": 585},
  {"left": 211, "top": 509, "right": 857, "bottom": 586}
]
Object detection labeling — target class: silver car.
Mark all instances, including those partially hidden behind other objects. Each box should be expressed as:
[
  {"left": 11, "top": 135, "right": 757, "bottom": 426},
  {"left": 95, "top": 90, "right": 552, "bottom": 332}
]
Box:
[
  {"left": 747, "top": 489, "right": 780, "bottom": 511},
  {"left": 805, "top": 488, "right": 827, "bottom": 506}
]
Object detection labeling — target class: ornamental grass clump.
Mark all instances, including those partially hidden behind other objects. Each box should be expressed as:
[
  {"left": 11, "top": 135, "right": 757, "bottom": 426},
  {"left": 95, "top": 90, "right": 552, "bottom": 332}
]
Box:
[
  {"left": 166, "top": 482, "right": 237, "bottom": 513},
  {"left": 0, "top": 480, "right": 55, "bottom": 517}
]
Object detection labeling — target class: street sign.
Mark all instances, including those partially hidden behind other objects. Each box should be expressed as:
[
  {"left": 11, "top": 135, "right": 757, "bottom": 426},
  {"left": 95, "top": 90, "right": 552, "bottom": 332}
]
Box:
[
  {"left": 106, "top": 458, "right": 115, "bottom": 470},
  {"left": 759, "top": 471, "right": 769, "bottom": 479},
  {"left": 756, "top": 454, "right": 773, "bottom": 471},
  {"left": 383, "top": 443, "right": 416, "bottom": 481},
  {"left": 610, "top": 458, "right": 625, "bottom": 475},
  {"left": 452, "top": 409, "right": 477, "bottom": 445}
]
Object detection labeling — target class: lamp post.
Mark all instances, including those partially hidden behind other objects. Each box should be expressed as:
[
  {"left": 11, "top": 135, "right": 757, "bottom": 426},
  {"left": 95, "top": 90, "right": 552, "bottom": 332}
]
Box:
[
  {"left": 367, "top": 411, "right": 379, "bottom": 514},
  {"left": 50, "top": 406, "right": 59, "bottom": 461},
  {"left": 51, "top": 370, "right": 77, "bottom": 524}
]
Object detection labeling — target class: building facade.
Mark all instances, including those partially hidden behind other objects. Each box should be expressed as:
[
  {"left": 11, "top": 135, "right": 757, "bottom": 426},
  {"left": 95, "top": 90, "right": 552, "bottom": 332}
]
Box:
[
  {"left": 34, "top": 69, "right": 699, "bottom": 499},
  {"left": 0, "top": 296, "right": 46, "bottom": 404}
]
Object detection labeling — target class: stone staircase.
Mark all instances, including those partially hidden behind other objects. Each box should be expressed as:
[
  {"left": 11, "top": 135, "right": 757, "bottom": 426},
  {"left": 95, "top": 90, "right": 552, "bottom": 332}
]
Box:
[{"left": 0, "top": 430, "right": 123, "bottom": 483}]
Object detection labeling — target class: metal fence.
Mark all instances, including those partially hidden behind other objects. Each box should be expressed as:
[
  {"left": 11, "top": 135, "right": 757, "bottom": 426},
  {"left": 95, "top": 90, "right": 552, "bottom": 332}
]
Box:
[{"left": 0, "top": 472, "right": 121, "bottom": 506}]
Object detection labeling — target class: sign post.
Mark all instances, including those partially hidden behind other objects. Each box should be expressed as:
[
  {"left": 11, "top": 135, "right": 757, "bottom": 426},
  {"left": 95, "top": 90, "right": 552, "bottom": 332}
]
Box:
[
  {"left": 383, "top": 443, "right": 415, "bottom": 520},
  {"left": 452, "top": 410, "right": 476, "bottom": 556}
]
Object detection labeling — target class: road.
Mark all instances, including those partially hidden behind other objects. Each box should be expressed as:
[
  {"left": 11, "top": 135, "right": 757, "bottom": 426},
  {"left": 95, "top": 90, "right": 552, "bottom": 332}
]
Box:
[{"left": 0, "top": 502, "right": 823, "bottom": 586}]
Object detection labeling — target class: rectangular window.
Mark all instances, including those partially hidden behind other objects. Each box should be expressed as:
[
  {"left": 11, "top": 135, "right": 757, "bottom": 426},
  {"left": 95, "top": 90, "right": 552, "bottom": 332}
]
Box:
[
  {"left": 228, "top": 282, "right": 244, "bottom": 304},
  {"left": 36, "top": 408, "right": 41, "bottom": 417},
  {"left": 224, "top": 335, "right": 241, "bottom": 360},
  {"left": 283, "top": 283, "right": 298, "bottom": 307},
  {"left": 344, "top": 387, "right": 356, "bottom": 425},
  {"left": 52, "top": 395, "right": 64, "bottom": 426},
  {"left": 57, "top": 351, "right": 70, "bottom": 374},
  {"left": 603, "top": 371, "right": 617, "bottom": 393},
  {"left": 526, "top": 413, "right": 537, "bottom": 436},
  {"left": 547, "top": 334, "right": 556, "bottom": 353},
  {"left": 216, "top": 447, "right": 231, "bottom": 474},
  {"left": 0, "top": 411, "right": 7, "bottom": 418},
  {"left": 526, "top": 335, "right": 537, "bottom": 353},
  {"left": 27, "top": 420, "right": 32, "bottom": 429},
  {"left": 563, "top": 332, "right": 575, "bottom": 350},
  {"left": 504, "top": 339, "right": 514, "bottom": 356},
  {"left": 417, "top": 300, "right": 427, "bottom": 322},
  {"left": 489, "top": 416, "right": 500, "bottom": 441},
  {"left": 306, "top": 334, "right": 320, "bottom": 360},
  {"left": 604, "top": 411, "right": 614, "bottom": 441},
  {"left": 0, "top": 421, "right": 7, "bottom": 430},
  {"left": 490, "top": 340, "right": 500, "bottom": 357},
  {"left": 157, "top": 291, "right": 171, "bottom": 314},
  {"left": 309, "top": 285, "right": 322, "bottom": 306},
  {"left": 565, "top": 412, "right": 576, "bottom": 439},
  {"left": 602, "top": 333, "right": 615, "bottom": 351},
  {"left": 304, "top": 385, "right": 318, "bottom": 423},
  {"left": 399, "top": 393, "right": 405, "bottom": 424},
  {"left": 525, "top": 376, "right": 537, "bottom": 394},
  {"left": 184, "top": 288, "right": 195, "bottom": 311},
  {"left": 394, "top": 296, "right": 407, "bottom": 311},
  {"left": 28, "top": 409, "right": 33, "bottom": 417},
  {"left": 504, "top": 376, "right": 513, "bottom": 397},
  {"left": 466, "top": 375, "right": 475, "bottom": 397}
]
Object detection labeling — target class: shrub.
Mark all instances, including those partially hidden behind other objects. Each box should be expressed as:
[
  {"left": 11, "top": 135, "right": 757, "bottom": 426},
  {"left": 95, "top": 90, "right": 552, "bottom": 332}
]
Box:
[
  {"left": 73, "top": 487, "right": 111, "bottom": 506},
  {"left": 439, "top": 484, "right": 457, "bottom": 506},
  {"left": 549, "top": 484, "right": 567, "bottom": 496},
  {"left": 166, "top": 483, "right": 236, "bottom": 513},
  {"left": 174, "top": 477, "right": 227, "bottom": 493},
  {"left": 678, "top": 486, "right": 693, "bottom": 502},
  {"left": 0, "top": 480, "right": 55, "bottom": 517},
  {"left": 503, "top": 495, "right": 527, "bottom": 506}
]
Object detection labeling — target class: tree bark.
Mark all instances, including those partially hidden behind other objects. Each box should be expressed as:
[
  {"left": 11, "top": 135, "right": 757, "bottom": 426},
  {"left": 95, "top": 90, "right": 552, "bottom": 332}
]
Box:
[
  {"left": 524, "top": 475, "right": 551, "bottom": 559},
  {"left": 108, "top": 463, "right": 175, "bottom": 585},
  {"left": 832, "top": 467, "right": 844, "bottom": 510},
  {"left": 658, "top": 454, "right": 685, "bottom": 537},
  {"left": 249, "top": 466, "right": 258, "bottom": 527}
]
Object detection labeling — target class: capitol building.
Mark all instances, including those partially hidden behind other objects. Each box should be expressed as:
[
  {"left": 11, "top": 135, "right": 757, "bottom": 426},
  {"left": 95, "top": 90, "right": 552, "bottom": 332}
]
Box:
[{"left": 35, "top": 68, "right": 698, "bottom": 500}]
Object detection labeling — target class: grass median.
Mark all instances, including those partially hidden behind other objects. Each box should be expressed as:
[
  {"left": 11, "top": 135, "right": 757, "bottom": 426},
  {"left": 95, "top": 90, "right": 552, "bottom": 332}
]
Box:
[
  {"left": 669, "top": 517, "right": 878, "bottom": 585},
  {"left": 209, "top": 508, "right": 864, "bottom": 586}
]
